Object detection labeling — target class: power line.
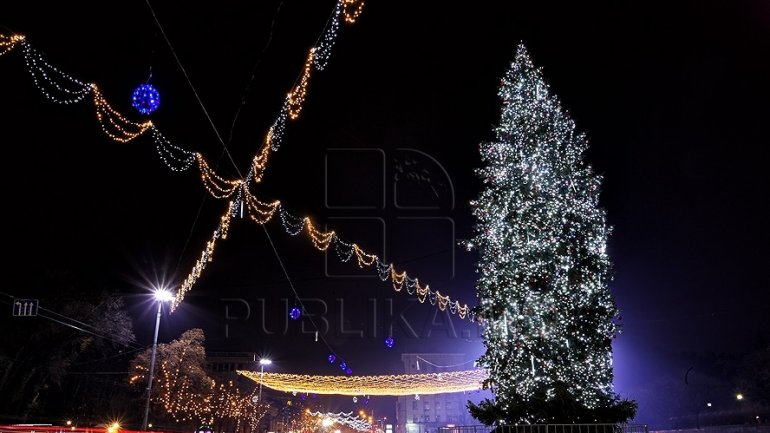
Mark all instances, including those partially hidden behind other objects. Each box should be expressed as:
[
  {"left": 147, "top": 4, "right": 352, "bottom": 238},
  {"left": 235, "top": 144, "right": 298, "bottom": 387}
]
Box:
[
  {"left": 141, "top": 0, "right": 351, "bottom": 362},
  {"left": 0, "top": 292, "right": 144, "bottom": 350}
]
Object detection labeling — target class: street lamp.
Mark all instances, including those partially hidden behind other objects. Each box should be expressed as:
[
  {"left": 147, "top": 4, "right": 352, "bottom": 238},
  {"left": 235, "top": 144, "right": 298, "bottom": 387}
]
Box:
[
  {"left": 142, "top": 288, "right": 174, "bottom": 431},
  {"left": 258, "top": 358, "right": 272, "bottom": 403}
]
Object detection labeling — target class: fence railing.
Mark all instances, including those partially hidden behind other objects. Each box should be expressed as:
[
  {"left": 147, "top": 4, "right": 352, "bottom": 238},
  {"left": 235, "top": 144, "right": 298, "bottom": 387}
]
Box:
[
  {"left": 437, "top": 424, "right": 649, "bottom": 433},
  {"left": 650, "top": 425, "right": 770, "bottom": 433}
]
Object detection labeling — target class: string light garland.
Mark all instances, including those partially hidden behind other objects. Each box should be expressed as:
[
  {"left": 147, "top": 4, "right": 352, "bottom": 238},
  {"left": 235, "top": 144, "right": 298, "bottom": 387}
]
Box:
[
  {"left": 249, "top": 0, "right": 366, "bottom": 182},
  {"left": 197, "top": 155, "right": 243, "bottom": 199},
  {"left": 238, "top": 369, "right": 487, "bottom": 396},
  {"left": 3, "top": 10, "right": 474, "bottom": 321},
  {"left": 287, "top": 51, "right": 314, "bottom": 120},
  {"left": 1, "top": 33, "right": 199, "bottom": 173},
  {"left": 307, "top": 411, "right": 371, "bottom": 432},
  {"left": 172, "top": 186, "right": 473, "bottom": 319},
  {"left": 130, "top": 334, "right": 268, "bottom": 430},
  {"left": 171, "top": 201, "right": 237, "bottom": 311},
  {"left": 150, "top": 126, "right": 197, "bottom": 172},
  {"left": 0, "top": 34, "right": 24, "bottom": 56},
  {"left": 22, "top": 42, "right": 92, "bottom": 104},
  {"left": 0, "top": 0, "right": 362, "bottom": 175},
  {"left": 341, "top": 0, "right": 366, "bottom": 24},
  {"left": 93, "top": 87, "right": 153, "bottom": 142}
]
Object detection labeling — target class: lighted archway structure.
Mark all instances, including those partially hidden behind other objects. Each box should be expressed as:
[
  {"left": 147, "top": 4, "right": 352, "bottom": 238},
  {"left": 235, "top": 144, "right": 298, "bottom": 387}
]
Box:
[{"left": 238, "top": 369, "right": 487, "bottom": 396}]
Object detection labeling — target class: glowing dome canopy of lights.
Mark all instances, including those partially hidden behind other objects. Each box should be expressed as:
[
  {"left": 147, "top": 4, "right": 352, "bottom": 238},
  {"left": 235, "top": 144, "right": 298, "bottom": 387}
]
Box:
[{"left": 238, "top": 369, "right": 487, "bottom": 396}]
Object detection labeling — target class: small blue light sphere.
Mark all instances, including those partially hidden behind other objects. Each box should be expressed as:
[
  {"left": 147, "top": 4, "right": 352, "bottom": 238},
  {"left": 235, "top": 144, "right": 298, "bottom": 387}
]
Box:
[
  {"left": 131, "top": 83, "right": 160, "bottom": 115},
  {"left": 385, "top": 336, "right": 394, "bottom": 348},
  {"left": 340, "top": 362, "right": 347, "bottom": 371},
  {"left": 289, "top": 306, "right": 301, "bottom": 320},
  {"left": 346, "top": 368, "right": 352, "bottom": 375},
  {"left": 328, "top": 354, "right": 336, "bottom": 363}
]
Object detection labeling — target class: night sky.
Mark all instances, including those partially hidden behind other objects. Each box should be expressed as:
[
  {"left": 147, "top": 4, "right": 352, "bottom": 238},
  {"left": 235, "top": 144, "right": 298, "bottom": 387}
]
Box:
[{"left": 3, "top": 0, "right": 770, "bottom": 429}]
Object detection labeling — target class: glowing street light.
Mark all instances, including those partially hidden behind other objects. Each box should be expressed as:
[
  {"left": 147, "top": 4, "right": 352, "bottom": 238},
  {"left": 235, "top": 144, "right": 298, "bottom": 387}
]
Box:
[
  {"left": 142, "top": 288, "right": 174, "bottom": 430},
  {"left": 257, "top": 358, "right": 272, "bottom": 403},
  {"left": 737, "top": 393, "right": 744, "bottom": 401}
]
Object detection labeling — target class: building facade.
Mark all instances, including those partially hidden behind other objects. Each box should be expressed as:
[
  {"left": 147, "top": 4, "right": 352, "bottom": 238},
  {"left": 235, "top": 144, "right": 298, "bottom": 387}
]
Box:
[{"left": 396, "top": 354, "right": 485, "bottom": 433}]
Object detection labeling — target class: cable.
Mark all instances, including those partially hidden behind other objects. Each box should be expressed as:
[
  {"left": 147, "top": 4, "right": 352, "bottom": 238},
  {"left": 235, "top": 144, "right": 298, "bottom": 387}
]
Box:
[
  {"left": 37, "top": 311, "right": 141, "bottom": 350},
  {"left": 142, "top": 0, "right": 349, "bottom": 360},
  {"left": 142, "top": 0, "right": 247, "bottom": 277},
  {"left": 0, "top": 292, "right": 144, "bottom": 350},
  {"left": 70, "top": 347, "right": 145, "bottom": 366},
  {"left": 143, "top": 0, "right": 243, "bottom": 176},
  {"left": 260, "top": 223, "right": 344, "bottom": 361},
  {"left": 415, "top": 355, "right": 476, "bottom": 369},
  {"left": 224, "top": 0, "right": 285, "bottom": 150},
  {"left": 0, "top": 290, "right": 139, "bottom": 344}
]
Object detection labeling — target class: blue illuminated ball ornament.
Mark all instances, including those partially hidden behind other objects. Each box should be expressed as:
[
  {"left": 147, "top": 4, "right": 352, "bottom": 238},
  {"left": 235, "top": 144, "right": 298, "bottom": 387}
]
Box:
[
  {"left": 131, "top": 84, "right": 160, "bottom": 115},
  {"left": 328, "top": 354, "right": 336, "bottom": 363},
  {"left": 346, "top": 368, "right": 352, "bottom": 375},
  {"left": 289, "top": 306, "right": 301, "bottom": 320},
  {"left": 340, "top": 362, "right": 347, "bottom": 371},
  {"left": 384, "top": 336, "right": 394, "bottom": 348}
]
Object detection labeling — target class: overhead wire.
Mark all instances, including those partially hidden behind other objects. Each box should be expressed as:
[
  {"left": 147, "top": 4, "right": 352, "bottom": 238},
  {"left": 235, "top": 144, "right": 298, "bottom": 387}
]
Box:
[
  {"left": 0, "top": 293, "right": 143, "bottom": 350},
  {"left": 224, "top": 0, "right": 286, "bottom": 150},
  {"left": 142, "top": 0, "right": 349, "bottom": 361},
  {"left": 142, "top": 0, "right": 247, "bottom": 276}
]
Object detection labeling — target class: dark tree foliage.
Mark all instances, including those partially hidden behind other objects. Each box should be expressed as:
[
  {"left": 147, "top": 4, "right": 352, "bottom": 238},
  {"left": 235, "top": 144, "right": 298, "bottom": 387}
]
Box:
[{"left": 0, "top": 283, "right": 135, "bottom": 422}]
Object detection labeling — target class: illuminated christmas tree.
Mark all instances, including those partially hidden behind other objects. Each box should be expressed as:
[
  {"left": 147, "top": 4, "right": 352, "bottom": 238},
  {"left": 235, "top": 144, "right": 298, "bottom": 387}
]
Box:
[{"left": 467, "top": 44, "right": 636, "bottom": 424}]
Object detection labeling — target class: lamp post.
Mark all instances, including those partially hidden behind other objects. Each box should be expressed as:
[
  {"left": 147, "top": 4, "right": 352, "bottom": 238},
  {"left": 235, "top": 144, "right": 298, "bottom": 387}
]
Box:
[
  {"left": 142, "top": 289, "right": 174, "bottom": 431},
  {"left": 258, "top": 358, "right": 272, "bottom": 403}
]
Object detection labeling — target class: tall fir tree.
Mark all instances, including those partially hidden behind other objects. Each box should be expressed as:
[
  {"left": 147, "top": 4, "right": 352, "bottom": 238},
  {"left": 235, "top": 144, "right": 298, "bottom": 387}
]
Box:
[{"left": 467, "top": 44, "right": 635, "bottom": 424}]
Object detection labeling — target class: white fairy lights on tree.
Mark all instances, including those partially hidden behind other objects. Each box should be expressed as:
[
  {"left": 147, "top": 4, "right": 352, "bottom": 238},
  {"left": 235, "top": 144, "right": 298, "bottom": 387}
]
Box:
[{"left": 469, "top": 43, "right": 621, "bottom": 421}]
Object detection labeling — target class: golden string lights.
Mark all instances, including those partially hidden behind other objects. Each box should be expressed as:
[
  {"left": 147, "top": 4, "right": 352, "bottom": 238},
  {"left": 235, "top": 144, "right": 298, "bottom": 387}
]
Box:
[
  {"left": 197, "top": 155, "right": 243, "bottom": 199},
  {"left": 130, "top": 333, "right": 267, "bottom": 431},
  {"left": 0, "top": 34, "right": 24, "bottom": 56},
  {"left": 172, "top": 187, "right": 472, "bottom": 319},
  {"left": 0, "top": 0, "right": 363, "bottom": 175},
  {"left": 1, "top": 33, "right": 194, "bottom": 169},
  {"left": 2, "top": 1, "right": 474, "bottom": 320},
  {"left": 287, "top": 51, "right": 315, "bottom": 120},
  {"left": 171, "top": 201, "right": 236, "bottom": 311},
  {"left": 238, "top": 369, "right": 487, "bottom": 396},
  {"left": 93, "top": 87, "right": 153, "bottom": 142},
  {"left": 253, "top": 0, "right": 366, "bottom": 182},
  {"left": 342, "top": 0, "right": 366, "bottom": 24}
]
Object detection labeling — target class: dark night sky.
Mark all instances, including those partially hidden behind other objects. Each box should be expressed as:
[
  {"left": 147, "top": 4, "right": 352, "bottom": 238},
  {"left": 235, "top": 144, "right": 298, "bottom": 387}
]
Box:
[{"left": 3, "top": 0, "right": 770, "bottom": 429}]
